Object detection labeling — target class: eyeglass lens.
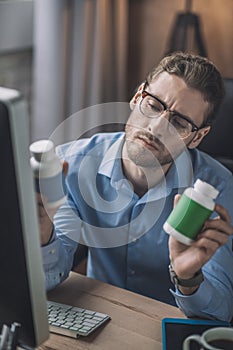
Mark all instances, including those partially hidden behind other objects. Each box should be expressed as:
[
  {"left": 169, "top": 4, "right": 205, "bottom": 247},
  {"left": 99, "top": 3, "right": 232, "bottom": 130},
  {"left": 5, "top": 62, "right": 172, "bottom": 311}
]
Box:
[{"left": 140, "top": 95, "right": 193, "bottom": 138}]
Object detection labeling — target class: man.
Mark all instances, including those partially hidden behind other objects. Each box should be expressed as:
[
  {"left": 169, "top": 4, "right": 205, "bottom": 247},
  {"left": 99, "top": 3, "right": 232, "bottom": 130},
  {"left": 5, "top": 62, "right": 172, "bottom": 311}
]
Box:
[{"left": 40, "top": 52, "right": 233, "bottom": 322}]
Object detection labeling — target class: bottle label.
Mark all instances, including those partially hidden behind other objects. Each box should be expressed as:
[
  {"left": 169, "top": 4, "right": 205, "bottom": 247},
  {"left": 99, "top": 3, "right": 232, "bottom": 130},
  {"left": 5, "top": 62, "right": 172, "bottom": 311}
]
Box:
[
  {"left": 35, "top": 171, "right": 67, "bottom": 205},
  {"left": 165, "top": 194, "right": 212, "bottom": 240}
]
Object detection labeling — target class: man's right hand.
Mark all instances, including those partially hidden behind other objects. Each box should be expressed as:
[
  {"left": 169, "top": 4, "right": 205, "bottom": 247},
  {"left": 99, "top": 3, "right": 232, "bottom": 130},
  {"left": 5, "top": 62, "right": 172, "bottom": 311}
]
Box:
[
  {"left": 37, "top": 161, "right": 68, "bottom": 246},
  {"left": 37, "top": 193, "right": 58, "bottom": 245}
]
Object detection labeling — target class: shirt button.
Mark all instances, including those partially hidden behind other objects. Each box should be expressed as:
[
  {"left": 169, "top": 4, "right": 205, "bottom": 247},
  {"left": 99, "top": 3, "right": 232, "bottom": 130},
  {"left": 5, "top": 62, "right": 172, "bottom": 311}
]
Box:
[
  {"left": 131, "top": 270, "right": 135, "bottom": 275},
  {"left": 49, "top": 249, "right": 55, "bottom": 254}
]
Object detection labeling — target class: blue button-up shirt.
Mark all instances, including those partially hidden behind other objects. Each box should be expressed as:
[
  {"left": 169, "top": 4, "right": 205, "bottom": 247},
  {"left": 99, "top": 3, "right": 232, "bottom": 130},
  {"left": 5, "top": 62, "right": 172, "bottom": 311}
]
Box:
[{"left": 42, "top": 132, "right": 233, "bottom": 321}]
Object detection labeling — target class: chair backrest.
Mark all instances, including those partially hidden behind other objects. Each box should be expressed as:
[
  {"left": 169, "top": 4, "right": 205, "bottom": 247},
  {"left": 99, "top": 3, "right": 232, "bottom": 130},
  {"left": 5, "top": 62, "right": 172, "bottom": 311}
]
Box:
[{"left": 198, "top": 78, "right": 233, "bottom": 173}]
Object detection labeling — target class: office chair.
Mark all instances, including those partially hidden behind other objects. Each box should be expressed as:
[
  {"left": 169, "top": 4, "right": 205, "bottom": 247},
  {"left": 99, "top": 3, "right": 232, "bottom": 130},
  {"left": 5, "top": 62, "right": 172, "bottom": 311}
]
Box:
[{"left": 198, "top": 78, "right": 233, "bottom": 173}]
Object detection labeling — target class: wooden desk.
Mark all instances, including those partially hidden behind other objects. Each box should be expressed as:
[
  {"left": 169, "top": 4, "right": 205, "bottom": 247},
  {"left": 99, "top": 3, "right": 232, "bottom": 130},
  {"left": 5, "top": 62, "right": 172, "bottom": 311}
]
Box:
[{"left": 38, "top": 272, "right": 184, "bottom": 350}]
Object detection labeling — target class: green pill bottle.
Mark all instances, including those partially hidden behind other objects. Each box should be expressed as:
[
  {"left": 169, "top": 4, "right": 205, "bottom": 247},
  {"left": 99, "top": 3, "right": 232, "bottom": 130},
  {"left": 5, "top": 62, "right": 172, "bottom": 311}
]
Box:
[{"left": 163, "top": 179, "right": 219, "bottom": 245}]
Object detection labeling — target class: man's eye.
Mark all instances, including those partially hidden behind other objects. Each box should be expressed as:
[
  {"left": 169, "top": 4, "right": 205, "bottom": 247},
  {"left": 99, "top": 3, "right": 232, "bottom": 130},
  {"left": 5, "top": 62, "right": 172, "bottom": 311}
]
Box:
[
  {"left": 147, "top": 99, "right": 162, "bottom": 112},
  {"left": 171, "top": 116, "right": 188, "bottom": 129},
  {"left": 148, "top": 103, "right": 160, "bottom": 112}
]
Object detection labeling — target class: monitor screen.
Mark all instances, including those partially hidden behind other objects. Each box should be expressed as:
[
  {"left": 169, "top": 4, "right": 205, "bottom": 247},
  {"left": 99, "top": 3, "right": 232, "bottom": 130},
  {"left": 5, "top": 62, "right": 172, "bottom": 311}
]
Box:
[{"left": 0, "top": 87, "right": 49, "bottom": 348}]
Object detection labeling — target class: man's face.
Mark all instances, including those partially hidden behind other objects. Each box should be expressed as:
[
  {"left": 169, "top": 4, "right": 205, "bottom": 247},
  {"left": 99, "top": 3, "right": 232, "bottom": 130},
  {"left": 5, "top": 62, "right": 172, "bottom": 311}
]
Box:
[{"left": 124, "top": 72, "right": 209, "bottom": 168}]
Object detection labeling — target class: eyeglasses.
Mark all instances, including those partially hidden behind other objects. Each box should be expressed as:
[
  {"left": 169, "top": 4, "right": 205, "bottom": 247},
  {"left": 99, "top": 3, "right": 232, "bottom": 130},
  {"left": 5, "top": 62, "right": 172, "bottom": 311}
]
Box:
[{"left": 139, "top": 81, "right": 204, "bottom": 138}]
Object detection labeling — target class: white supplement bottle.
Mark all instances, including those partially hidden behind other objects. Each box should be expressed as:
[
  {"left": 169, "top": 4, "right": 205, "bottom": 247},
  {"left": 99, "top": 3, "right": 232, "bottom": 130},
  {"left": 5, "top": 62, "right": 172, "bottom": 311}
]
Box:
[
  {"left": 163, "top": 179, "right": 219, "bottom": 245},
  {"left": 30, "top": 140, "right": 66, "bottom": 208}
]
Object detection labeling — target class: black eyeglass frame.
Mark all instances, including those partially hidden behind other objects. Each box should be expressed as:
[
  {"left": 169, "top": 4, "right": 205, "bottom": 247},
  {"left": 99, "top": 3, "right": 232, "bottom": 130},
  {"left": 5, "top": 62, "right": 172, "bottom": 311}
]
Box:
[{"left": 140, "top": 81, "right": 206, "bottom": 134}]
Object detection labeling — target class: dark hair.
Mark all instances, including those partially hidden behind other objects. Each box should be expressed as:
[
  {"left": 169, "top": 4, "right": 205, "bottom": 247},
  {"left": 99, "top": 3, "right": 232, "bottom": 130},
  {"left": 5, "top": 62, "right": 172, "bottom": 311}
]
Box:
[{"left": 146, "top": 52, "right": 225, "bottom": 125}]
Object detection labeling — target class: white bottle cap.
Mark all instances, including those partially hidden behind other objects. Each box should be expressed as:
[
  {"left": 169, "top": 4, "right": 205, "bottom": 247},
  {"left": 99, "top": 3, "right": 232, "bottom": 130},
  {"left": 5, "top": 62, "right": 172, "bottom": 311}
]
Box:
[
  {"left": 29, "top": 140, "right": 54, "bottom": 162},
  {"left": 194, "top": 179, "right": 219, "bottom": 199}
]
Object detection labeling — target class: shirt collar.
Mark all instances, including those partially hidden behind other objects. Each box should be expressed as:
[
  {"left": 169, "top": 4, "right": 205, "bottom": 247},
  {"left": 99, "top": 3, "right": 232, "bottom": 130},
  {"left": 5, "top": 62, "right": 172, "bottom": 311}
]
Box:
[
  {"left": 166, "top": 149, "right": 194, "bottom": 189},
  {"left": 98, "top": 133, "right": 194, "bottom": 200},
  {"left": 98, "top": 133, "right": 125, "bottom": 179}
]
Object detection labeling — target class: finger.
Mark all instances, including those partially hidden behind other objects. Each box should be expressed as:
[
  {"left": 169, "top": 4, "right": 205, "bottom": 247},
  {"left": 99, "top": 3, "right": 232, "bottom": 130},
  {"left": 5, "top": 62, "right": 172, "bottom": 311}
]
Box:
[
  {"left": 36, "top": 193, "right": 50, "bottom": 217},
  {"left": 203, "top": 218, "right": 233, "bottom": 236},
  {"left": 194, "top": 236, "right": 221, "bottom": 255},
  {"left": 38, "top": 204, "right": 48, "bottom": 218},
  {"left": 36, "top": 192, "right": 43, "bottom": 205},
  {"left": 197, "top": 229, "right": 230, "bottom": 247},
  {"left": 214, "top": 203, "right": 231, "bottom": 223},
  {"left": 36, "top": 192, "right": 48, "bottom": 205},
  {"left": 173, "top": 194, "right": 181, "bottom": 207}
]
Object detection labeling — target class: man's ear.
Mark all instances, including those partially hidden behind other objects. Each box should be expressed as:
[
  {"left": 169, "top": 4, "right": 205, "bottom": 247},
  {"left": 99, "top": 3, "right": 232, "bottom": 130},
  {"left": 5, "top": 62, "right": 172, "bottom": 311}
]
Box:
[
  {"left": 188, "top": 126, "right": 211, "bottom": 149},
  {"left": 129, "top": 83, "right": 144, "bottom": 110}
]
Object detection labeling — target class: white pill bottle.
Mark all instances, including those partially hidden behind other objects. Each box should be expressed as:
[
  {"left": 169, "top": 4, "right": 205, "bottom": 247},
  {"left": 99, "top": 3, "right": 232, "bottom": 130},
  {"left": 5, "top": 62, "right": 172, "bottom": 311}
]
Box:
[
  {"left": 30, "top": 140, "right": 66, "bottom": 208},
  {"left": 163, "top": 179, "right": 219, "bottom": 245}
]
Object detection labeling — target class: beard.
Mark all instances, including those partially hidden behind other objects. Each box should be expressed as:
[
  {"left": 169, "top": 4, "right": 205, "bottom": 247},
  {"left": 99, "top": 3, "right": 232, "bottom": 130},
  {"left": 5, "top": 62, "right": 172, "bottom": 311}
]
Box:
[{"left": 124, "top": 126, "right": 183, "bottom": 168}]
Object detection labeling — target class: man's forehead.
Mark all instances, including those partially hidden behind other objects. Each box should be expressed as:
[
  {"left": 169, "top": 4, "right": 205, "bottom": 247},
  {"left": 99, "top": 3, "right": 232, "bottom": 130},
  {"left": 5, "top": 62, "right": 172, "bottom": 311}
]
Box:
[
  {"left": 148, "top": 71, "right": 209, "bottom": 123},
  {"left": 148, "top": 72, "right": 188, "bottom": 93}
]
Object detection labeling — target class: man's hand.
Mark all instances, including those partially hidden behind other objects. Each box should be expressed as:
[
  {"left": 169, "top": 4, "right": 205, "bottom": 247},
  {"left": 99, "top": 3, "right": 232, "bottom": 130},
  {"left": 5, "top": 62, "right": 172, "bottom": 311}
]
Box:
[
  {"left": 37, "top": 193, "right": 58, "bottom": 245},
  {"left": 169, "top": 194, "right": 233, "bottom": 294},
  {"left": 37, "top": 161, "right": 68, "bottom": 246}
]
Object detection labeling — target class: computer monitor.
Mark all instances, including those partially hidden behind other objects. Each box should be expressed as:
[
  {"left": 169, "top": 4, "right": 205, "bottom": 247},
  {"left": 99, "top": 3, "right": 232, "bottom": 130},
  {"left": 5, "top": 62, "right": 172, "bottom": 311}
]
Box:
[{"left": 0, "top": 87, "right": 49, "bottom": 349}]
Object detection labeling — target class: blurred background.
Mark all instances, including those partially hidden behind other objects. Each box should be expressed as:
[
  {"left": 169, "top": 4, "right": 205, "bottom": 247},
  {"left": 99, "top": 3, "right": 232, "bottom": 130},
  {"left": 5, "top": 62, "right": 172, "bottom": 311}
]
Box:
[{"left": 0, "top": 0, "right": 232, "bottom": 142}]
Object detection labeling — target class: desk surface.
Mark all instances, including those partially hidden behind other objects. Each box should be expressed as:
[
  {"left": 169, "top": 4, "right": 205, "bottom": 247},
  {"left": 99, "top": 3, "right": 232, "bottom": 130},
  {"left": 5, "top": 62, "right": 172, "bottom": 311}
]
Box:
[{"left": 38, "top": 272, "right": 184, "bottom": 350}]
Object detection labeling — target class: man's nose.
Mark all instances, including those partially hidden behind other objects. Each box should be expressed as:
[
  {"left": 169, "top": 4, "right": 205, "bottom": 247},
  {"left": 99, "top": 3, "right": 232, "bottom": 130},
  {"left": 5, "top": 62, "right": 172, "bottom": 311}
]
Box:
[
  {"left": 147, "top": 113, "right": 170, "bottom": 136},
  {"left": 160, "top": 108, "right": 171, "bottom": 120}
]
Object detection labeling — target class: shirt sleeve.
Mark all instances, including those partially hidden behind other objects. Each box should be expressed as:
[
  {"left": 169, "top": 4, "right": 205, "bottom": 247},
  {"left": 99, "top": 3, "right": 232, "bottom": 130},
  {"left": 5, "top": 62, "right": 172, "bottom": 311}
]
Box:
[
  {"left": 41, "top": 196, "right": 80, "bottom": 290},
  {"left": 170, "top": 238, "right": 233, "bottom": 322}
]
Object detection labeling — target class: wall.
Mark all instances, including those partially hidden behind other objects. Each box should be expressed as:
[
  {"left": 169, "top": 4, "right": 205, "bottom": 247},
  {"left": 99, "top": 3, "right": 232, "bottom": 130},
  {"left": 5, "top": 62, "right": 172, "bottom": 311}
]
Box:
[
  {"left": 128, "top": 0, "right": 233, "bottom": 97},
  {"left": 0, "top": 0, "right": 232, "bottom": 120},
  {"left": 0, "top": 50, "right": 33, "bottom": 113},
  {"left": 0, "top": 0, "right": 33, "bottom": 119}
]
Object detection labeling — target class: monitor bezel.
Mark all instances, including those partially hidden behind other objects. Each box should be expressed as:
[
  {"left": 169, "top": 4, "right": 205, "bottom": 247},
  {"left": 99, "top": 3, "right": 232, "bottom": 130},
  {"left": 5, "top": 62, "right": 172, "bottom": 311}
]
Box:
[{"left": 0, "top": 87, "right": 49, "bottom": 348}]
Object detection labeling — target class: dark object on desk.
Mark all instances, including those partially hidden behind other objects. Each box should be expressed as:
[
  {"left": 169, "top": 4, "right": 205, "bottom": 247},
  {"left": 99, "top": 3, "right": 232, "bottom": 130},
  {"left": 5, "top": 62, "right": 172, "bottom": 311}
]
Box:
[
  {"left": 0, "top": 322, "right": 20, "bottom": 350},
  {"left": 209, "top": 338, "right": 233, "bottom": 350},
  {"left": 199, "top": 78, "right": 233, "bottom": 174},
  {"left": 162, "top": 318, "right": 231, "bottom": 350}
]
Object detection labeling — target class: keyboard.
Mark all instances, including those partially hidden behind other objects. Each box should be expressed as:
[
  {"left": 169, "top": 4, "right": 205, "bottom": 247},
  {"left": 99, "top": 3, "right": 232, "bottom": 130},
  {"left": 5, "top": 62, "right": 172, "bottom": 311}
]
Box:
[{"left": 47, "top": 300, "right": 111, "bottom": 337}]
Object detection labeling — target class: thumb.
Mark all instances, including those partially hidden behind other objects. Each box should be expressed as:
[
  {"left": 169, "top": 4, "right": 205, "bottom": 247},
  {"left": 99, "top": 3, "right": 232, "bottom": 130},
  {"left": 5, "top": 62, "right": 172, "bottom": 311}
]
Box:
[{"left": 174, "top": 194, "right": 181, "bottom": 207}]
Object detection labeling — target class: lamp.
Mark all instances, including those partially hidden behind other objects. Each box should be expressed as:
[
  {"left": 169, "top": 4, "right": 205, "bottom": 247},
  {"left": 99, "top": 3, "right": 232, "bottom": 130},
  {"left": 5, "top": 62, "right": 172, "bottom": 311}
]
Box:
[{"left": 165, "top": 0, "right": 207, "bottom": 57}]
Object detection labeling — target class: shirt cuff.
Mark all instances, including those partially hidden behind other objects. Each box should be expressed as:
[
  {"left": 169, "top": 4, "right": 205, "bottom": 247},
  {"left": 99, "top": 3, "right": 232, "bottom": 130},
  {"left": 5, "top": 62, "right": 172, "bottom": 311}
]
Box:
[
  {"left": 42, "top": 238, "right": 60, "bottom": 265},
  {"left": 170, "top": 278, "right": 217, "bottom": 317}
]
